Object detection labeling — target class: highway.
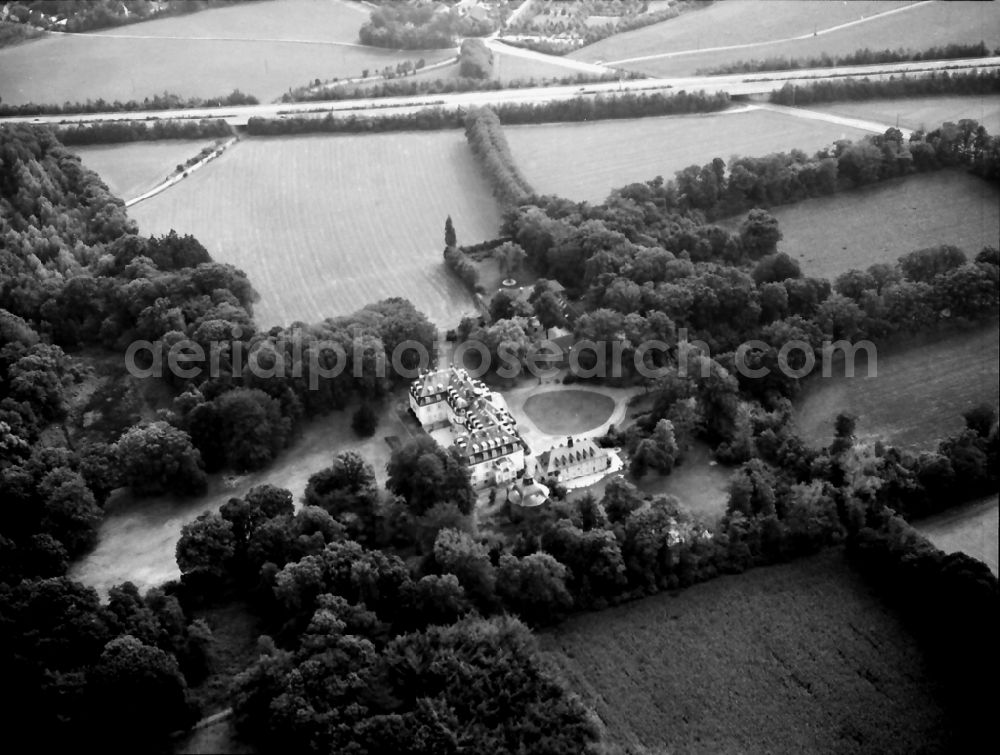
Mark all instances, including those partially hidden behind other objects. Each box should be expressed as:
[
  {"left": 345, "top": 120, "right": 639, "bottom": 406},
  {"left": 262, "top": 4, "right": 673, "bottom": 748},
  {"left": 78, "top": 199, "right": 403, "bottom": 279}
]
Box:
[{"left": 2, "top": 56, "right": 997, "bottom": 128}]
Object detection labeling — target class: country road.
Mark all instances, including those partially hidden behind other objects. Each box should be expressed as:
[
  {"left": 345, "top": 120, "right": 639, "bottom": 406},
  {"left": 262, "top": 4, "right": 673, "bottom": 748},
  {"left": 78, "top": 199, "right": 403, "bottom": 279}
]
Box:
[{"left": 3, "top": 57, "right": 997, "bottom": 128}]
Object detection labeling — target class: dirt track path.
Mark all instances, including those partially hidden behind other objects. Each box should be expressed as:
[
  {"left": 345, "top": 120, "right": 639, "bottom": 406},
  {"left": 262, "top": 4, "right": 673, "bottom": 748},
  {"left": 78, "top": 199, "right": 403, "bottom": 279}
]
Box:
[{"left": 753, "top": 101, "right": 914, "bottom": 137}]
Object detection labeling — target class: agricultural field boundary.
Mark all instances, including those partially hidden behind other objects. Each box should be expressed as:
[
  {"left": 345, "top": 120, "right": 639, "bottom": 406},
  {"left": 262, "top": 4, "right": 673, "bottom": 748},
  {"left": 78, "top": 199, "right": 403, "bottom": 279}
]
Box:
[
  {"left": 292, "top": 55, "right": 460, "bottom": 101},
  {"left": 44, "top": 27, "right": 454, "bottom": 53},
  {"left": 606, "top": 0, "right": 933, "bottom": 65},
  {"left": 485, "top": 38, "right": 613, "bottom": 75},
  {"left": 125, "top": 136, "right": 238, "bottom": 207},
  {"left": 755, "top": 101, "right": 913, "bottom": 137}
]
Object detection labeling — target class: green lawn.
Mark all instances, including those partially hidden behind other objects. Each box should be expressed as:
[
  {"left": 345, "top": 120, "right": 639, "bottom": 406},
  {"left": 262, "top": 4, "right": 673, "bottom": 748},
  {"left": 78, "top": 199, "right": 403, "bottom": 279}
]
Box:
[
  {"left": 523, "top": 389, "right": 616, "bottom": 434},
  {"left": 540, "top": 549, "right": 951, "bottom": 753},
  {"left": 632, "top": 441, "right": 733, "bottom": 522}
]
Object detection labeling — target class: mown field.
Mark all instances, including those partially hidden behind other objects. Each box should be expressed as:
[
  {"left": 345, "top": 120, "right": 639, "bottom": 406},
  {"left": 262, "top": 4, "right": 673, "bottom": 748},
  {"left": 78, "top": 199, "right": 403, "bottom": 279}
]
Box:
[
  {"left": 72, "top": 139, "right": 214, "bottom": 201},
  {"left": 0, "top": 0, "right": 454, "bottom": 105},
  {"left": 795, "top": 323, "right": 1000, "bottom": 452},
  {"left": 770, "top": 169, "right": 1000, "bottom": 280},
  {"left": 129, "top": 132, "right": 502, "bottom": 329},
  {"left": 540, "top": 549, "right": 951, "bottom": 753},
  {"left": 915, "top": 494, "right": 999, "bottom": 575},
  {"left": 810, "top": 94, "right": 1000, "bottom": 134},
  {"left": 492, "top": 48, "right": 592, "bottom": 84},
  {"left": 572, "top": 1, "right": 997, "bottom": 79},
  {"left": 504, "top": 107, "right": 870, "bottom": 203}
]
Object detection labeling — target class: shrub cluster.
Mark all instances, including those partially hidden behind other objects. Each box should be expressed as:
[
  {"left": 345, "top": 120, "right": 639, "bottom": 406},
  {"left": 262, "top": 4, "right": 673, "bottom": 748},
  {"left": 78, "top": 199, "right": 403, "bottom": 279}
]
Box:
[
  {"left": 464, "top": 106, "right": 536, "bottom": 205},
  {"left": 700, "top": 41, "right": 995, "bottom": 75},
  {"left": 359, "top": 2, "right": 495, "bottom": 49},
  {"left": 459, "top": 37, "right": 492, "bottom": 79},
  {"left": 770, "top": 68, "right": 1000, "bottom": 106},
  {"left": 443, "top": 245, "right": 481, "bottom": 292},
  {"left": 52, "top": 119, "right": 232, "bottom": 145},
  {"left": 250, "top": 89, "right": 730, "bottom": 135}
]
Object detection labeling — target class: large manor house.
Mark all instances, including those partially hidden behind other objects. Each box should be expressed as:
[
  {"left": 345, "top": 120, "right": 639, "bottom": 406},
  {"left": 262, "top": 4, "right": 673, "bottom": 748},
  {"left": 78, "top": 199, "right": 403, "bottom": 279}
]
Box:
[{"left": 409, "top": 367, "right": 613, "bottom": 498}]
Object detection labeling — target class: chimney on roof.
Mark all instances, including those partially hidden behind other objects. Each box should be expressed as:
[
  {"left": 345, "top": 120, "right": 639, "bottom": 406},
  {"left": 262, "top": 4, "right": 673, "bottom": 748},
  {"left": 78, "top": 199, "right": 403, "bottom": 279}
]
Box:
[{"left": 567, "top": 436, "right": 573, "bottom": 448}]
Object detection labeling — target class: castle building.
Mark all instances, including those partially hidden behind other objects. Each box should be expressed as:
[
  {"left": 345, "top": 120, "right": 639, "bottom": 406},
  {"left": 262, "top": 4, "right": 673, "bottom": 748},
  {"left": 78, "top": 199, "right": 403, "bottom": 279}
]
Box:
[
  {"left": 540, "top": 436, "right": 611, "bottom": 482},
  {"left": 409, "top": 367, "right": 527, "bottom": 489},
  {"left": 505, "top": 456, "right": 550, "bottom": 508}
]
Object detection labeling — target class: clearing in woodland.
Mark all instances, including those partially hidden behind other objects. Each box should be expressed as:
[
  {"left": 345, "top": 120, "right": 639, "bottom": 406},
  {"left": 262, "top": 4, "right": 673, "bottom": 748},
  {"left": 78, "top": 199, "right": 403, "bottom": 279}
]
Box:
[
  {"left": 768, "top": 169, "right": 1000, "bottom": 280},
  {"left": 72, "top": 140, "right": 217, "bottom": 202},
  {"left": 504, "top": 107, "right": 870, "bottom": 203},
  {"left": 572, "top": 1, "right": 997, "bottom": 78},
  {"left": 540, "top": 549, "right": 952, "bottom": 753},
  {"left": 70, "top": 390, "right": 417, "bottom": 597},
  {"left": 0, "top": 0, "right": 454, "bottom": 105},
  {"left": 806, "top": 94, "right": 1000, "bottom": 134},
  {"left": 129, "top": 132, "right": 502, "bottom": 329},
  {"left": 794, "top": 323, "right": 1000, "bottom": 453}
]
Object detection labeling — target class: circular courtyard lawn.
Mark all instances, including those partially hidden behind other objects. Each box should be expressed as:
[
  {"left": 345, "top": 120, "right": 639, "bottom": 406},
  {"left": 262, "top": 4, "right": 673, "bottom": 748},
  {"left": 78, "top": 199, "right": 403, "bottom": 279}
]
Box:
[{"left": 523, "top": 390, "right": 616, "bottom": 435}]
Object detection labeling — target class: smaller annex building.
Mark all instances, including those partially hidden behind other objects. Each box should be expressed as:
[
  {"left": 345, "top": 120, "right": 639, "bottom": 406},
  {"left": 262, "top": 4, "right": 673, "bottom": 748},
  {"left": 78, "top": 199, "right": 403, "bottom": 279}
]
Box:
[
  {"left": 409, "top": 367, "right": 527, "bottom": 489},
  {"left": 540, "top": 436, "right": 612, "bottom": 483}
]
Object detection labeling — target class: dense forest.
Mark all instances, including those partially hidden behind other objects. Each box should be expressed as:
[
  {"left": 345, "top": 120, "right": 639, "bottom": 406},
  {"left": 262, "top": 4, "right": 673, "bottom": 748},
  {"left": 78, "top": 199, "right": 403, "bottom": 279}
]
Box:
[{"left": 1, "top": 109, "right": 997, "bottom": 751}]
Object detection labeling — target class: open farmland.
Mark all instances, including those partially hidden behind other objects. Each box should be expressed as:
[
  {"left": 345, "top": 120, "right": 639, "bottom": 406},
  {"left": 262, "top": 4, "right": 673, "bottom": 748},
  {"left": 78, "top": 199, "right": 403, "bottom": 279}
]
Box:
[
  {"left": 504, "top": 107, "right": 870, "bottom": 203},
  {"left": 0, "top": 0, "right": 455, "bottom": 105},
  {"left": 795, "top": 323, "right": 1000, "bottom": 452},
  {"left": 915, "top": 495, "right": 999, "bottom": 575},
  {"left": 129, "top": 132, "right": 502, "bottom": 329},
  {"left": 809, "top": 94, "right": 1000, "bottom": 133},
  {"left": 570, "top": 0, "right": 913, "bottom": 66},
  {"left": 572, "top": 1, "right": 998, "bottom": 79},
  {"left": 769, "top": 169, "right": 1000, "bottom": 280},
  {"left": 540, "top": 550, "right": 951, "bottom": 753},
  {"left": 72, "top": 139, "right": 215, "bottom": 201}
]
